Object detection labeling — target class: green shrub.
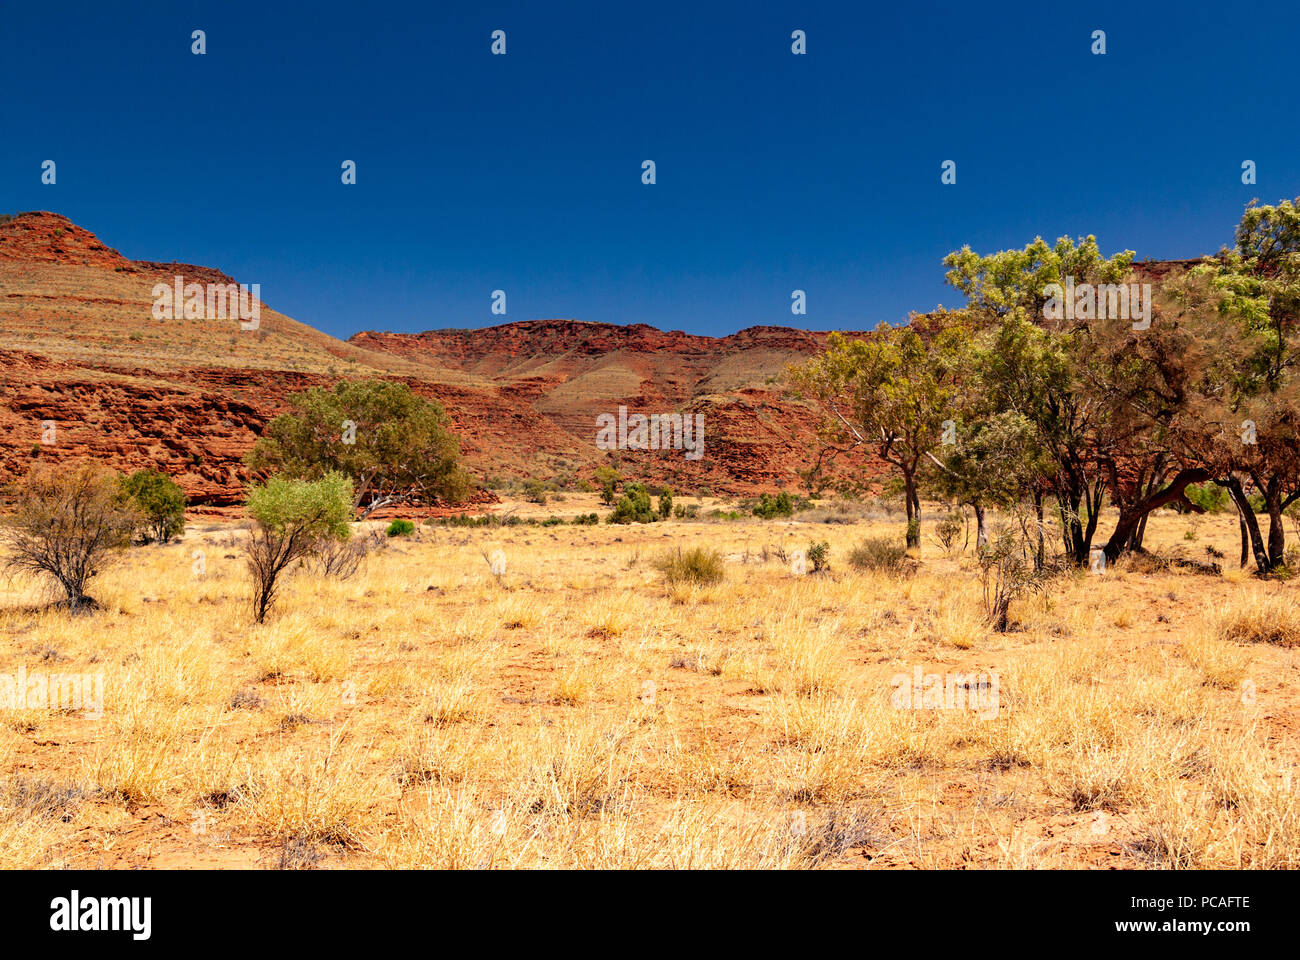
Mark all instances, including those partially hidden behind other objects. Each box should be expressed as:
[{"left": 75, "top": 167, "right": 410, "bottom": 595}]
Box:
[
  {"left": 594, "top": 467, "right": 621, "bottom": 506},
  {"left": 752, "top": 491, "right": 794, "bottom": 519},
  {"left": 245, "top": 473, "right": 353, "bottom": 623},
  {"left": 522, "top": 479, "right": 550, "bottom": 505},
  {"left": 244, "top": 379, "right": 470, "bottom": 519},
  {"left": 386, "top": 519, "right": 415, "bottom": 537},
  {"left": 706, "top": 508, "right": 744, "bottom": 521},
  {"left": 572, "top": 513, "right": 600, "bottom": 525},
  {"left": 657, "top": 488, "right": 673, "bottom": 519},
  {"left": 848, "top": 537, "right": 908, "bottom": 572},
  {"left": 654, "top": 546, "right": 726, "bottom": 586},
  {"left": 120, "top": 469, "right": 187, "bottom": 543},
  {"left": 608, "top": 483, "right": 657, "bottom": 524},
  {"left": 807, "top": 540, "right": 830, "bottom": 573}
]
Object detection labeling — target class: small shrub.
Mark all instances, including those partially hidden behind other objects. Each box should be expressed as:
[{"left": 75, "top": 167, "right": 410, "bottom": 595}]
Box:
[
  {"left": 246, "top": 473, "right": 352, "bottom": 623},
  {"left": 753, "top": 491, "right": 795, "bottom": 519},
  {"left": 933, "top": 512, "right": 964, "bottom": 555},
  {"left": 594, "top": 467, "right": 621, "bottom": 506},
  {"left": 806, "top": 540, "right": 830, "bottom": 573},
  {"left": 0, "top": 462, "right": 138, "bottom": 611},
  {"left": 657, "top": 489, "right": 673, "bottom": 519},
  {"left": 848, "top": 537, "right": 908, "bottom": 572},
  {"left": 120, "top": 468, "right": 187, "bottom": 543},
  {"left": 706, "top": 509, "right": 744, "bottom": 521},
  {"left": 654, "top": 546, "right": 726, "bottom": 586},
  {"left": 977, "top": 534, "right": 1051, "bottom": 632},
  {"left": 305, "top": 536, "right": 369, "bottom": 580},
  {"left": 608, "top": 483, "right": 657, "bottom": 524},
  {"left": 572, "top": 512, "right": 600, "bottom": 525},
  {"left": 385, "top": 519, "right": 415, "bottom": 537},
  {"left": 522, "top": 479, "right": 550, "bottom": 505}
]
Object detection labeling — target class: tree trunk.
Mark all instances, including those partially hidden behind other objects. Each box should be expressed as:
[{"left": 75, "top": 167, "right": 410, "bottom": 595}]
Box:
[
  {"left": 1225, "top": 476, "right": 1272, "bottom": 573},
  {"left": 1033, "top": 490, "right": 1045, "bottom": 570},
  {"left": 904, "top": 472, "right": 921, "bottom": 549},
  {"left": 1099, "top": 469, "right": 1207, "bottom": 562},
  {"left": 1132, "top": 512, "right": 1149, "bottom": 552},
  {"left": 1263, "top": 477, "right": 1286, "bottom": 568},
  {"left": 973, "top": 502, "right": 987, "bottom": 550}
]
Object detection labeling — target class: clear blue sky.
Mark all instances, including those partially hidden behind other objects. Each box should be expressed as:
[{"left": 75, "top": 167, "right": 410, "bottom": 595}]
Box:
[{"left": 4, "top": 1, "right": 1296, "bottom": 338}]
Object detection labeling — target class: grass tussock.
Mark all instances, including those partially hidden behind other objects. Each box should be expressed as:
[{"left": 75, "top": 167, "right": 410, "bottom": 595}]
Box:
[
  {"left": 847, "top": 537, "right": 910, "bottom": 573},
  {"left": 1213, "top": 591, "right": 1300, "bottom": 648},
  {"left": 653, "top": 546, "right": 726, "bottom": 587}
]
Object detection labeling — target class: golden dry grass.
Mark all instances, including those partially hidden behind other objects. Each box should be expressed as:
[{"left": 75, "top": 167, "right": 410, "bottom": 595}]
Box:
[{"left": 0, "top": 497, "right": 1297, "bottom": 869}]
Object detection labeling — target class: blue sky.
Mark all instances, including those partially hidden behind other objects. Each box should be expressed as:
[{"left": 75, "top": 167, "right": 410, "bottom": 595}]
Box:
[{"left": 4, "top": 1, "right": 1297, "bottom": 339}]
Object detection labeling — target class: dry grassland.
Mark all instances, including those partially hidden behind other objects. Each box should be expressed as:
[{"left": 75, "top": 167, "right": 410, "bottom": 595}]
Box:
[{"left": 1, "top": 496, "right": 1297, "bottom": 869}]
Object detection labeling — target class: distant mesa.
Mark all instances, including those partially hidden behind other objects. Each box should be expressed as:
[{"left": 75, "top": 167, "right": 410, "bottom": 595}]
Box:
[{"left": 0, "top": 213, "right": 869, "bottom": 506}]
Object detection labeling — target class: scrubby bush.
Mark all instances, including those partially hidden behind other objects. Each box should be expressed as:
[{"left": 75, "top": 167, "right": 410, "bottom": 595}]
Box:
[
  {"left": 658, "top": 489, "right": 673, "bottom": 519},
  {"left": 806, "top": 540, "right": 830, "bottom": 573},
  {"left": 522, "top": 479, "right": 550, "bottom": 505},
  {"left": 245, "top": 379, "right": 470, "bottom": 518},
  {"left": 977, "top": 534, "right": 1051, "bottom": 632},
  {"left": 848, "top": 537, "right": 908, "bottom": 572},
  {"left": 608, "top": 483, "right": 657, "bottom": 524},
  {"left": 572, "top": 513, "right": 600, "bottom": 525},
  {"left": 0, "top": 463, "right": 138, "bottom": 611},
  {"left": 246, "top": 474, "right": 352, "bottom": 623},
  {"left": 120, "top": 468, "right": 187, "bottom": 543},
  {"left": 706, "top": 508, "right": 745, "bottom": 521},
  {"left": 752, "top": 491, "right": 794, "bottom": 519},
  {"left": 594, "top": 467, "right": 621, "bottom": 506},
  {"left": 304, "top": 533, "right": 373, "bottom": 580},
  {"left": 386, "top": 519, "right": 415, "bottom": 537},
  {"left": 654, "top": 546, "right": 726, "bottom": 586},
  {"left": 933, "top": 512, "right": 964, "bottom": 555}
]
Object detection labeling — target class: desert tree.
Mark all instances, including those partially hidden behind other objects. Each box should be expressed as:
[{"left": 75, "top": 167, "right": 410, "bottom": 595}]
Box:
[
  {"left": 246, "top": 379, "right": 471, "bottom": 519},
  {"left": 245, "top": 473, "right": 352, "bottom": 623},
  {"left": 1068, "top": 274, "right": 1233, "bottom": 562},
  {"left": 789, "top": 321, "right": 969, "bottom": 548},
  {"left": 0, "top": 462, "right": 139, "bottom": 611},
  {"left": 945, "top": 237, "right": 1145, "bottom": 564},
  {"left": 1203, "top": 199, "right": 1300, "bottom": 571}
]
